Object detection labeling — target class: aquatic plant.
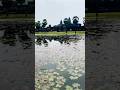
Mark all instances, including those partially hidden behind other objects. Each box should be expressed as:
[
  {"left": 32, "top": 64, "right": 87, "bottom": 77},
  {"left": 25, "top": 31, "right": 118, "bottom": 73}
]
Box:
[{"left": 35, "top": 35, "right": 85, "bottom": 90}]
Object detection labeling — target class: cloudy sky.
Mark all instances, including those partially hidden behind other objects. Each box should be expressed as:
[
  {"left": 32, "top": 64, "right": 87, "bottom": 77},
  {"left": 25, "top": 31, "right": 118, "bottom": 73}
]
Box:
[{"left": 35, "top": 0, "right": 85, "bottom": 26}]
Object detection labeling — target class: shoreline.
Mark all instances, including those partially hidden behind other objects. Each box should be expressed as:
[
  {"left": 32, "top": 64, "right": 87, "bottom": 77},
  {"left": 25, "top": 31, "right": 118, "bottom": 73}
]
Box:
[
  {"left": 35, "top": 31, "right": 85, "bottom": 36},
  {"left": 86, "top": 12, "right": 120, "bottom": 20}
]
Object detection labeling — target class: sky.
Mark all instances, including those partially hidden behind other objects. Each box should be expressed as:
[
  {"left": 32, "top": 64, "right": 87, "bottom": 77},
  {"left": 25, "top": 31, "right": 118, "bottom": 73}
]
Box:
[{"left": 35, "top": 0, "right": 85, "bottom": 26}]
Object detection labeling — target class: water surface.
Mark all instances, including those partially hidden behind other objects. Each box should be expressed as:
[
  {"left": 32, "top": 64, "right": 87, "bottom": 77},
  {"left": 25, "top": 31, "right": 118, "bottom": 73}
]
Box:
[{"left": 35, "top": 35, "right": 85, "bottom": 90}]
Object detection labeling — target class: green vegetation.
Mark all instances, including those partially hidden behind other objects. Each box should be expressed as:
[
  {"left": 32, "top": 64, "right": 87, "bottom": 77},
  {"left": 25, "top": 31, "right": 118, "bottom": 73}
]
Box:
[
  {"left": 0, "top": 14, "right": 34, "bottom": 20},
  {"left": 35, "top": 31, "right": 85, "bottom": 36},
  {"left": 86, "top": 12, "right": 120, "bottom": 20},
  {"left": 35, "top": 16, "right": 83, "bottom": 32}
]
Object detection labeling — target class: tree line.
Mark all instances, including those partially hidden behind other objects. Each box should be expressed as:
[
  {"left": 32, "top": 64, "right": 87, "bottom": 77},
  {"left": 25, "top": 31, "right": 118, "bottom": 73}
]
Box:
[
  {"left": 35, "top": 16, "right": 85, "bottom": 32},
  {"left": 0, "top": 0, "right": 34, "bottom": 14},
  {"left": 86, "top": 0, "right": 120, "bottom": 12}
]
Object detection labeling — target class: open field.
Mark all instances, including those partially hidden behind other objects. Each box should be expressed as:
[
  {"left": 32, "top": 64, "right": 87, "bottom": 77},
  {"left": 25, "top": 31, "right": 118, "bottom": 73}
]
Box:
[
  {"left": 35, "top": 31, "right": 85, "bottom": 36},
  {"left": 86, "top": 12, "right": 120, "bottom": 20}
]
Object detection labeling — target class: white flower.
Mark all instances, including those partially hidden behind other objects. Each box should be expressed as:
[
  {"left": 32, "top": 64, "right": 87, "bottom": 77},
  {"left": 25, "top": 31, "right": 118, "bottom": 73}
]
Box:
[
  {"left": 53, "top": 88, "right": 60, "bottom": 90},
  {"left": 65, "top": 85, "right": 73, "bottom": 90},
  {"left": 56, "top": 84, "right": 62, "bottom": 88},
  {"left": 72, "top": 83, "right": 80, "bottom": 88},
  {"left": 69, "top": 76, "right": 79, "bottom": 80}
]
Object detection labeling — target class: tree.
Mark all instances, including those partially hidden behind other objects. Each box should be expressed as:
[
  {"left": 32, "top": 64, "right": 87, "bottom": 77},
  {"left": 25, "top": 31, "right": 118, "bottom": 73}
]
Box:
[
  {"left": 63, "top": 17, "right": 73, "bottom": 32},
  {"left": 73, "top": 16, "right": 79, "bottom": 25},
  {"left": 63, "top": 18, "right": 69, "bottom": 33},
  {"left": 59, "top": 20, "right": 64, "bottom": 31},
  {"left": 35, "top": 21, "right": 41, "bottom": 31},
  {"left": 68, "top": 17, "right": 72, "bottom": 24},
  {"left": 63, "top": 18, "right": 69, "bottom": 25},
  {"left": 16, "top": 0, "right": 25, "bottom": 5},
  {"left": 73, "top": 16, "right": 79, "bottom": 33},
  {"left": 42, "top": 19, "right": 47, "bottom": 28},
  {"left": 2, "top": 0, "right": 12, "bottom": 7},
  {"left": 1, "top": 0, "right": 13, "bottom": 16},
  {"left": 48, "top": 25, "right": 52, "bottom": 31}
]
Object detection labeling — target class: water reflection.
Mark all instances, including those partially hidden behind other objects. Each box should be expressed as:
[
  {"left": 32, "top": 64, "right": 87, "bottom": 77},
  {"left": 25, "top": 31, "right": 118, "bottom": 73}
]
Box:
[
  {"left": 35, "top": 35, "right": 85, "bottom": 90},
  {"left": 0, "top": 21, "right": 34, "bottom": 90},
  {"left": 36, "top": 35, "right": 84, "bottom": 46},
  {"left": 85, "top": 18, "right": 120, "bottom": 90},
  {"left": 85, "top": 19, "right": 116, "bottom": 41}
]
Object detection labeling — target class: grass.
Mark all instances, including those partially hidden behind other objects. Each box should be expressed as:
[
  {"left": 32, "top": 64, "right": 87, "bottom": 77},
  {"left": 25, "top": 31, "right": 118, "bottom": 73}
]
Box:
[
  {"left": 0, "top": 14, "right": 34, "bottom": 18},
  {"left": 86, "top": 12, "right": 120, "bottom": 20},
  {"left": 0, "top": 14, "right": 34, "bottom": 21},
  {"left": 35, "top": 31, "right": 85, "bottom": 36}
]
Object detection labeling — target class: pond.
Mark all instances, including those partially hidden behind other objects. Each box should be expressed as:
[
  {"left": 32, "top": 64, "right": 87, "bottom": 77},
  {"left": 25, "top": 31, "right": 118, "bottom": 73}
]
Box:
[
  {"left": 0, "top": 22, "right": 35, "bottom": 90},
  {"left": 85, "top": 19, "right": 120, "bottom": 89},
  {"left": 35, "top": 35, "right": 85, "bottom": 90},
  {"left": 0, "top": 22, "right": 85, "bottom": 90}
]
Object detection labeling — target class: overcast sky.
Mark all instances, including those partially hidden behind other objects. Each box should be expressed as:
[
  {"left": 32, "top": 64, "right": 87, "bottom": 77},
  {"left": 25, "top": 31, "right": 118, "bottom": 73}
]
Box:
[{"left": 35, "top": 0, "right": 85, "bottom": 26}]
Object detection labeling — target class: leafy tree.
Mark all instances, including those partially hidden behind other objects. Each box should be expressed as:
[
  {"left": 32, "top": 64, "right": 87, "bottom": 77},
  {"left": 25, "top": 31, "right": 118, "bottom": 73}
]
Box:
[
  {"left": 63, "top": 18, "right": 70, "bottom": 33},
  {"left": 59, "top": 20, "right": 63, "bottom": 31},
  {"left": 64, "top": 17, "right": 72, "bottom": 31},
  {"left": 63, "top": 18, "right": 68, "bottom": 24},
  {"left": 35, "top": 21, "right": 41, "bottom": 30},
  {"left": 48, "top": 25, "right": 52, "bottom": 31},
  {"left": 42, "top": 19, "right": 47, "bottom": 28}
]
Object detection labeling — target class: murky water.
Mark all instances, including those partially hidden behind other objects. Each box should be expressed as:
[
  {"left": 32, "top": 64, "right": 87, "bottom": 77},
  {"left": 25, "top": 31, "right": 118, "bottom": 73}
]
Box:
[
  {"left": 0, "top": 22, "right": 34, "bottom": 90},
  {"left": 35, "top": 35, "right": 85, "bottom": 90},
  {"left": 85, "top": 19, "right": 120, "bottom": 90}
]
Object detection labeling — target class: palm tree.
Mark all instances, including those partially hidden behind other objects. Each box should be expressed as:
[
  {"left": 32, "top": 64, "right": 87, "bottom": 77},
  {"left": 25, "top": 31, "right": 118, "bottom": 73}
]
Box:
[
  {"left": 73, "top": 16, "right": 79, "bottom": 34},
  {"left": 73, "top": 16, "right": 79, "bottom": 25}
]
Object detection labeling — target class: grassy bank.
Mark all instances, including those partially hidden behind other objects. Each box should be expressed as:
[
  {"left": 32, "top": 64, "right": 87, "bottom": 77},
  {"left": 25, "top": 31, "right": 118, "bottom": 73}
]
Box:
[
  {"left": 0, "top": 14, "right": 34, "bottom": 18},
  {"left": 0, "top": 14, "right": 34, "bottom": 21},
  {"left": 35, "top": 31, "right": 85, "bottom": 36},
  {"left": 86, "top": 12, "right": 120, "bottom": 20}
]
